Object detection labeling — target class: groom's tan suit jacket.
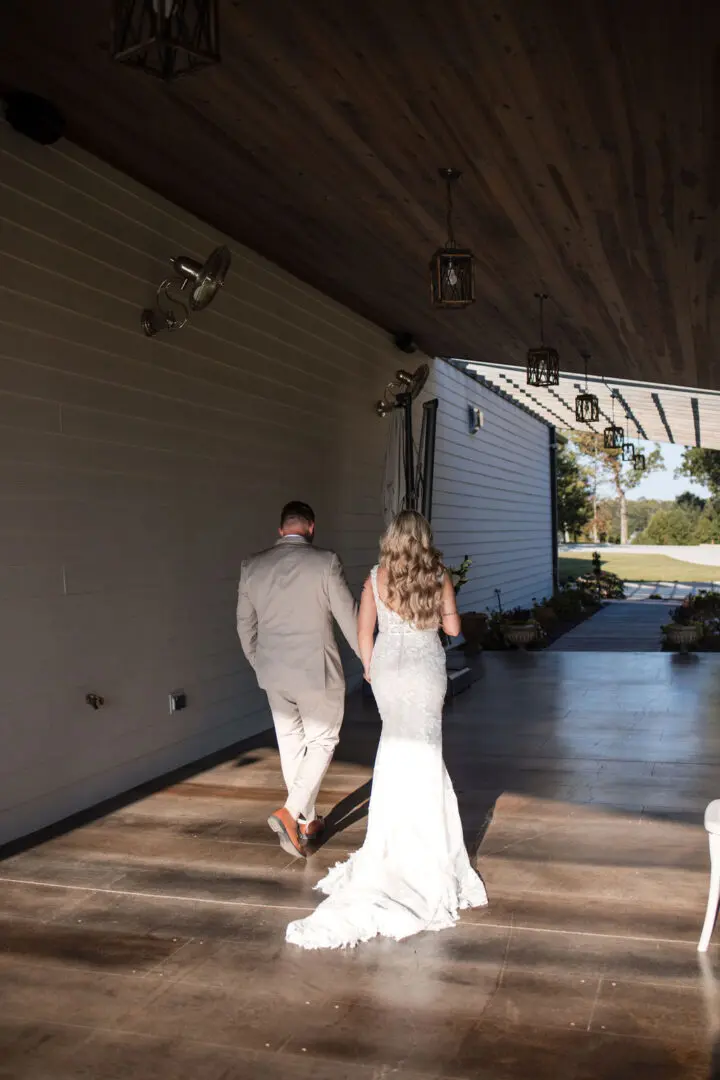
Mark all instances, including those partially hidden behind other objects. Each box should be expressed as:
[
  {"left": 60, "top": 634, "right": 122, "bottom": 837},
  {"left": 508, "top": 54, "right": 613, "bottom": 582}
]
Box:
[{"left": 236, "top": 536, "right": 359, "bottom": 694}]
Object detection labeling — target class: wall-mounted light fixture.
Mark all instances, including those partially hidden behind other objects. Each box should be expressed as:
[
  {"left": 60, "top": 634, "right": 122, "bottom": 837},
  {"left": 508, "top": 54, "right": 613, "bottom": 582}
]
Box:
[{"left": 468, "top": 405, "right": 484, "bottom": 434}]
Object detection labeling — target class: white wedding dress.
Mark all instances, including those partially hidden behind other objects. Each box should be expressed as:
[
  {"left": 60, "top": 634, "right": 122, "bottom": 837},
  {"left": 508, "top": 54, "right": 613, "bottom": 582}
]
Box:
[{"left": 286, "top": 566, "right": 488, "bottom": 950}]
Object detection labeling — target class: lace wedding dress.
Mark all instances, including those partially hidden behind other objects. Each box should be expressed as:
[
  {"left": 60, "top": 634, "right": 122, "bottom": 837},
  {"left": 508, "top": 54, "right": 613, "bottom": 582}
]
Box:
[{"left": 286, "top": 566, "right": 488, "bottom": 950}]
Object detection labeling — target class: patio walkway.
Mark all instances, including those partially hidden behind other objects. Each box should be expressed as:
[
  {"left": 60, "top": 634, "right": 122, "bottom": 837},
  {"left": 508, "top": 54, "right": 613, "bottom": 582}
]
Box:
[
  {"left": 549, "top": 601, "right": 675, "bottom": 651},
  {"left": 1, "top": 653, "right": 720, "bottom": 1079}
]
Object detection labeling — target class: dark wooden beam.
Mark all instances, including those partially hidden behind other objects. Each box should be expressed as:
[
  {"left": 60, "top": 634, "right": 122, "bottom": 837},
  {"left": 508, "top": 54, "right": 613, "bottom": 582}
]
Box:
[
  {"left": 612, "top": 387, "right": 647, "bottom": 440},
  {"left": 691, "top": 397, "right": 702, "bottom": 447},
  {"left": 651, "top": 393, "right": 675, "bottom": 444}
]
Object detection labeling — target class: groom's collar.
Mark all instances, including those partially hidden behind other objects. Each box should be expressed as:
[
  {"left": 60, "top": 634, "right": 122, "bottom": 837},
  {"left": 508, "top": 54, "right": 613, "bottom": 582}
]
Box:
[{"left": 276, "top": 534, "right": 311, "bottom": 545}]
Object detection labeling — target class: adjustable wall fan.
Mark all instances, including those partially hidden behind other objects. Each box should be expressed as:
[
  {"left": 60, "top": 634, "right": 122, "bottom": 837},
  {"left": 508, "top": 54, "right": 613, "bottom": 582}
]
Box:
[
  {"left": 376, "top": 363, "right": 430, "bottom": 418},
  {"left": 141, "top": 244, "right": 231, "bottom": 336}
]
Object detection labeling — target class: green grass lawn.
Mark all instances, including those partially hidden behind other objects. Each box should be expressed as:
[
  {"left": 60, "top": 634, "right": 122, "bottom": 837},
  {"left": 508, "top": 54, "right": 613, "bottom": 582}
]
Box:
[{"left": 559, "top": 551, "right": 720, "bottom": 584}]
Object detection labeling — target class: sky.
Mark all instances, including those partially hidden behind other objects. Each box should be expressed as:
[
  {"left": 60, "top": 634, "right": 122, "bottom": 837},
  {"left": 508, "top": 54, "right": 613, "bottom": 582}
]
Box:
[{"left": 591, "top": 442, "right": 710, "bottom": 502}]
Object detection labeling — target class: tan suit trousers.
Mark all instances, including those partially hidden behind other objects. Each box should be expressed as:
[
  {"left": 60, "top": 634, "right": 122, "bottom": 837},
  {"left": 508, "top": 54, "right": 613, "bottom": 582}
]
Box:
[{"left": 266, "top": 687, "right": 345, "bottom": 822}]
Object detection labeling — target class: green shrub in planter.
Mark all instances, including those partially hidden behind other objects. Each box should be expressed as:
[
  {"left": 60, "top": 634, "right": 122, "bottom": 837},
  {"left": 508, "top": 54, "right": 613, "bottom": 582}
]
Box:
[
  {"left": 575, "top": 570, "right": 625, "bottom": 600},
  {"left": 689, "top": 590, "right": 720, "bottom": 618},
  {"left": 548, "top": 587, "right": 585, "bottom": 620},
  {"left": 533, "top": 602, "right": 558, "bottom": 632}
]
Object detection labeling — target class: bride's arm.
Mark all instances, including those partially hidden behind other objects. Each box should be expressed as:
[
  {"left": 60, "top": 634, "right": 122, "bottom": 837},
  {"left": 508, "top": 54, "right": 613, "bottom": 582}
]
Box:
[
  {"left": 358, "top": 576, "right": 377, "bottom": 682},
  {"left": 440, "top": 573, "right": 461, "bottom": 637}
]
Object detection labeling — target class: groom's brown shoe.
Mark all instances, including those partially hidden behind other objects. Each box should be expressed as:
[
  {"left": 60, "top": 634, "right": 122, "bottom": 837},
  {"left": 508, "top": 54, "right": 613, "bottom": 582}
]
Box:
[
  {"left": 299, "top": 817, "right": 325, "bottom": 844},
  {"left": 268, "top": 808, "right": 306, "bottom": 858}
]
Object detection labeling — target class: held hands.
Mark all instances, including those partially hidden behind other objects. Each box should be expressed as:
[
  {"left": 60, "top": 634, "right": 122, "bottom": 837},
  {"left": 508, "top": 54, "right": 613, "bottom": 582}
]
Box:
[{"left": 363, "top": 669, "right": 371, "bottom": 684}]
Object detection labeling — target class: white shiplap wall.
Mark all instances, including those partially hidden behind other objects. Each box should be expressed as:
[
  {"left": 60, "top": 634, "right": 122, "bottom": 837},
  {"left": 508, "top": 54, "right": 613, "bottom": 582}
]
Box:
[
  {"left": 425, "top": 360, "right": 554, "bottom": 613},
  {"left": 0, "top": 124, "right": 405, "bottom": 845}
]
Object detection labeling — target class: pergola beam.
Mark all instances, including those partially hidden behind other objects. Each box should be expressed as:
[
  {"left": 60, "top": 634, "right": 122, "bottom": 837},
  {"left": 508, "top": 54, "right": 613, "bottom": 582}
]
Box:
[
  {"left": 691, "top": 397, "right": 701, "bottom": 447},
  {"left": 651, "top": 393, "right": 674, "bottom": 443}
]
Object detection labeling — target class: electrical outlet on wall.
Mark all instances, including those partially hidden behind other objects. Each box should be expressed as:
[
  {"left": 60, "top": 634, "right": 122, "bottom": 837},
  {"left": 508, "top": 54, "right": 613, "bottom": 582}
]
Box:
[{"left": 169, "top": 690, "right": 187, "bottom": 714}]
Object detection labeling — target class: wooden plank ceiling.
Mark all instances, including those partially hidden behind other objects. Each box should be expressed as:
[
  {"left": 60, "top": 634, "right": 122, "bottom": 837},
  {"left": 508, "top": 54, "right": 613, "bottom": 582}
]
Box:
[{"left": 1, "top": 0, "right": 719, "bottom": 388}]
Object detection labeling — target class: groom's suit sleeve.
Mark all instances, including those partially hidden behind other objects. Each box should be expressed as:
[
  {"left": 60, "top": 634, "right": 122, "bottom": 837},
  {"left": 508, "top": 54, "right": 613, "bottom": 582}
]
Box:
[
  {"left": 327, "top": 553, "right": 360, "bottom": 659},
  {"left": 236, "top": 560, "right": 258, "bottom": 670}
]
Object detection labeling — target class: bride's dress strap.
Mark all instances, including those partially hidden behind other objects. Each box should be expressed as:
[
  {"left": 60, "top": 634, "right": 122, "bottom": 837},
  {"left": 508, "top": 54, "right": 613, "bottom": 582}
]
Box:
[{"left": 370, "top": 564, "right": 380, "bottom": 603}]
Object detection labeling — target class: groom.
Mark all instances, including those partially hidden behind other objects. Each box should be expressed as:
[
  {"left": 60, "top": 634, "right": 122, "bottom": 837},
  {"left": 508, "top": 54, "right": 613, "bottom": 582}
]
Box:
[{"left": 236, "top": 501, "right": 360, "bottom": 858}]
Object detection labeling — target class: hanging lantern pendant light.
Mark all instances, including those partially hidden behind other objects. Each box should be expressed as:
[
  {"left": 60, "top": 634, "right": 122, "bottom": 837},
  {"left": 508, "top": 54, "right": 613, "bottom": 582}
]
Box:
[
  {"left": 632, "top": 420, "right": 646, "bottom": 470},
  {"left": 621, "top": 410, "right": 635, "bottom": 461},
  {"left": 603, "top": 388, "right": 624, "bottom": 450},
  {"left": 111, "top": 0, "right": 221, "bottom": 81},
  {"left": 527, "top": 293, "right": 560, "bottom": 387},
  {"left": 575, "top": 352, "right": 600, "bottom": 423},
  {"left": 430, "top": 169, "right": 475, "bottom": 308}
]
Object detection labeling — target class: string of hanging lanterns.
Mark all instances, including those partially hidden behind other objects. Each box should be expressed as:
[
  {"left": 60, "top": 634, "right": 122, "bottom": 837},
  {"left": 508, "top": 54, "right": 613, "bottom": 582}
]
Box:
[{"left": 421, "top": 173, "right": 645, "bottom": 457}]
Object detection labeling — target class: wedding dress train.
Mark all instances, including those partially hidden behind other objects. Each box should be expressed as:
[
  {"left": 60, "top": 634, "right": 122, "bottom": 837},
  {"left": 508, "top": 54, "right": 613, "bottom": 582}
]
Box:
[{"left": 286, "top": 566, "right": 487, "bottom": 950}]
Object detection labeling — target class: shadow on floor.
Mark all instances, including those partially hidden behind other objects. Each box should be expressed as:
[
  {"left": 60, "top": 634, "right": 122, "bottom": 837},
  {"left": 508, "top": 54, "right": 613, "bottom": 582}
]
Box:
[
  {"left": 7, "top": 644, "right": 720, "bottom": 862},
  {"left": 313, "top": 780, "right": 372, "bottom": 849},
  {"left": 0, "top": 729, "right": 277, "bottom": 862}
]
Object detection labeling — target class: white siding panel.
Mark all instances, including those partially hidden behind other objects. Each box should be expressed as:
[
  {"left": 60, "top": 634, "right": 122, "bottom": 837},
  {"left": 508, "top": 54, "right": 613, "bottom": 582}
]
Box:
[
  {"left": 424, "top": 361, "right": 554, "bottom": 613},
  {"left": 0, "top": 126, "right": 406, "bottom": 846}
]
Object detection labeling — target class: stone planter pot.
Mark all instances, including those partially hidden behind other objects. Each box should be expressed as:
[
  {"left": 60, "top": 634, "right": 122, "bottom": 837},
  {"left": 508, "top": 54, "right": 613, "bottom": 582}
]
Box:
[
  {"left": 460, "top": 612, "right": 487, "bottom": 654},
  {"left": 502, "top": 622, "right": 537, "bottom": 650},
  {"left": 664, "top": 623, "right": 699, "bottom": 653}
]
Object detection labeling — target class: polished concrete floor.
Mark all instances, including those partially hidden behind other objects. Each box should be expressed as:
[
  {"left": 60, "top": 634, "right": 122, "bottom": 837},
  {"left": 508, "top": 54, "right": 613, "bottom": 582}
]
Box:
[{"left": 2, "top": 653, "right": 720, "bottom": 1079}]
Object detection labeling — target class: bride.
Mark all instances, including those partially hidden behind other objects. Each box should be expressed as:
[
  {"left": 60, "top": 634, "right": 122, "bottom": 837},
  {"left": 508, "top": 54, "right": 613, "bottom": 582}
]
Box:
[{"left": 286, "top": 510, "right": 488, "bottom": 950}]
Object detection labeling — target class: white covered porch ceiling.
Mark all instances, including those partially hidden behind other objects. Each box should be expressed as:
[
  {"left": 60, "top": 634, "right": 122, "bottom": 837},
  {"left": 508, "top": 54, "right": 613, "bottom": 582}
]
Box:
[{"left": 453, "top": 360, "right": 720, "bottom": 450}]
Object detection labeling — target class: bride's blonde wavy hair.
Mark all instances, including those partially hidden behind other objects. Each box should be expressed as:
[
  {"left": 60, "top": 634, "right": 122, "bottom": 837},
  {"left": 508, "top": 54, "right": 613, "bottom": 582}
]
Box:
[{"left": 379, "top": 510, "right": 444, "bottom": 629}]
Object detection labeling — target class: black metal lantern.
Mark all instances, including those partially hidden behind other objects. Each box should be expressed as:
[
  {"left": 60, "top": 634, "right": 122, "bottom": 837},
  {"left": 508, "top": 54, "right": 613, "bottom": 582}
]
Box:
[
  {"left": 602, "top": 387, "right": 623, "bottom": 450},
  {"left": 575, "top": 392, "right": 599, "bottom": 423},
  {"left": 633, "top": 450, "right": 646, "bottom": 471},
  {"left": 527, "top": 346, "right": 560, "bottom": 388},
  {"left": 527, "top": 293, "right": 560, "bottom": 387},
  {"left": 622, "top": 441, "right": 635, "bottom": 461},
  {"left": 603, "top": 424, "right": 624, "bottom": 450},
  {"left": 575, "top": 353, "right": 599, "bottom": 423},
  {"left": 430, "top": 169, "right": 475, "bottom": 308},
  {"left": 111, "top": 0, "right": 220, "bottom": 80}
]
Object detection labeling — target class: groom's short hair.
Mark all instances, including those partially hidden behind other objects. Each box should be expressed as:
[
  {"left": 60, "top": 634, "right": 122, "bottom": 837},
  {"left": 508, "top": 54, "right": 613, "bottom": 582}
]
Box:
[{"left": 280, "top": 501, "right": 315, "bottom": 531}]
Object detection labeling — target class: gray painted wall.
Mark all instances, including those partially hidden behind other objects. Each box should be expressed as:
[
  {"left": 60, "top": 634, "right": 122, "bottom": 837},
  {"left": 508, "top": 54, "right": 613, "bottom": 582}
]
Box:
[
  {"left": 0, "top": 125, "right": 552, "bottom": 846},
  {"left": 0, "top": 126, "right": 405, "bottom": 845}
]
